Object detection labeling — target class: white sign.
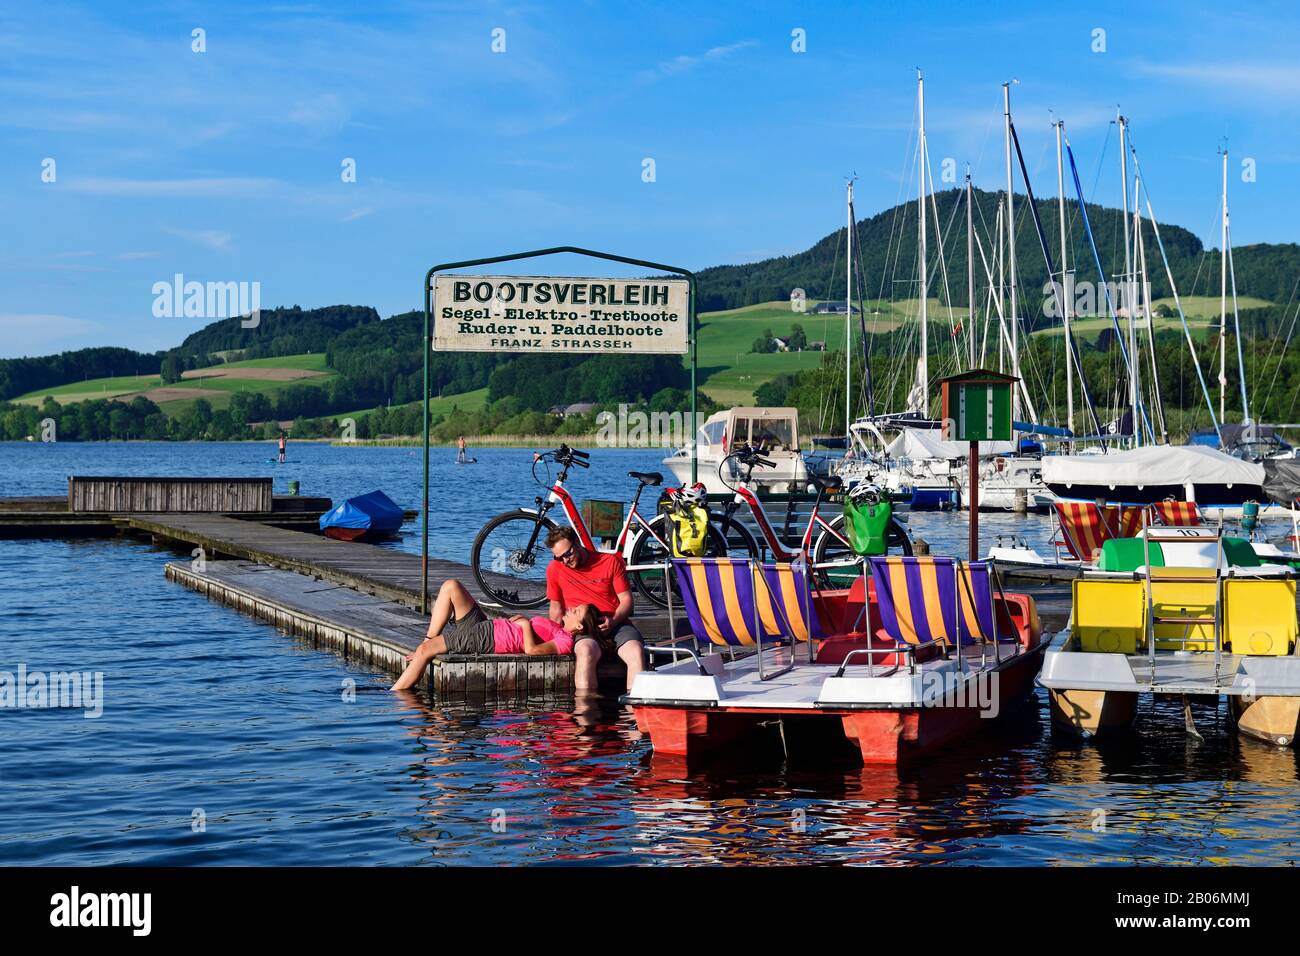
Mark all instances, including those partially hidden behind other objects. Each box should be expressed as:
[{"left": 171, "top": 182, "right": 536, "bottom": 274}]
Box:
[
  {"left": 431, "top": 274, "right": 689, "bottom": 353},
  {"left": 790, "top": 287, "right": 806, "bottom": 313}
]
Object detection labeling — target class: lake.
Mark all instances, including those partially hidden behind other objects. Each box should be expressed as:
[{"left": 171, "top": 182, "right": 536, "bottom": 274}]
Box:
[{"left": 1, "top": 440, "right": 1297, "bottom": 865}]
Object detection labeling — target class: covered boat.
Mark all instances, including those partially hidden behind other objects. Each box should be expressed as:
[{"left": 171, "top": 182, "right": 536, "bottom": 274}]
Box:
[
  {"left": 319, "top": 490, "right": 404, "bottom": 541},
  {"left": 1043, "top": 444, "right": 1265, "bottom": 506}
]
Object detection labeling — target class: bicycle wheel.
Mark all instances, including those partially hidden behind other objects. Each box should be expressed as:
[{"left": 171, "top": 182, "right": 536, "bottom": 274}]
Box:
[
  {"left": 628, "top": 515, "right": 731, "bottom": 608},
  {"left": 812, "top": 514, "right": 912, "bottom": 590},
  {"left": 471, "top": 510, "right": 558, "bottom": 609},
  {"left": 712, "top": 513, "right": 761, "bottom": 562}
]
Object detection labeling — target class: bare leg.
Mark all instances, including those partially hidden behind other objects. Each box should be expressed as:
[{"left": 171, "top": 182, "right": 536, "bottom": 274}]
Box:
[
  {"left": 392, "top": 634, "right": 447, "bottom": 691},
  {"left": 425, "top": 579, "right": 478, "bottom": 640},
  {"left": 574, "top": 639, "right": 601, "bottom": 692},
  {"left": 618, "top": 640, "right": 645, "bottom": 690}
]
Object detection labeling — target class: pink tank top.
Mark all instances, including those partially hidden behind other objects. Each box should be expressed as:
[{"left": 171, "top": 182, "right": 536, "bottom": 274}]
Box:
[{"left": 492, "top": 617, "right": 575, "bottom": 655}]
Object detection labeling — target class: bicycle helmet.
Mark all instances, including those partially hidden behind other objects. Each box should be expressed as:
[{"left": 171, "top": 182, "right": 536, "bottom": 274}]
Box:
[
  {"left": 676, "top": 484, "right": 708, "bottom": 508},
  {"left": 848, "top": 482, "right": 883, "bottom": 506}
]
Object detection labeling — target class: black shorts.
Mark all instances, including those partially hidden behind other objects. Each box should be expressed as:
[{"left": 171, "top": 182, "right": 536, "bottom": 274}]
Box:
[
  {"left": 575, "top": 621, "right": 644, "bottom": 653},
  {"left": 442, "top": 604, "right": 495, "bottom": 655}
]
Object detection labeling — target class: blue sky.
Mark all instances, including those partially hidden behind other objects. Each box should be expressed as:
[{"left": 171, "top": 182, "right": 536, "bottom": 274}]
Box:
[{"left": 3, "top": 0, "right": 1299, "bottom": 358}]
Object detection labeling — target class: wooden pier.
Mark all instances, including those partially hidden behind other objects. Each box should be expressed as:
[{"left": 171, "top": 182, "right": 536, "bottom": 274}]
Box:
[{"left": 164, "top": 559, "right": 581, "bottom": 696}]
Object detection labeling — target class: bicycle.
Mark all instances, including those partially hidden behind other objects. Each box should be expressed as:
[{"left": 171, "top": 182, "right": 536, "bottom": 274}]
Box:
[
  {"left": 709, "top": 443, "right": 913, "bottom": 589},
  {"left": 469, "top": 444, "right": 729, "bottom": 610}
]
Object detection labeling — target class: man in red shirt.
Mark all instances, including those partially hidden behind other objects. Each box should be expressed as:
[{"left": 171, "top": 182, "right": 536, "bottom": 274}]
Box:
[{"left": 545, "top": 527, "right": 643, "bottom": 691}]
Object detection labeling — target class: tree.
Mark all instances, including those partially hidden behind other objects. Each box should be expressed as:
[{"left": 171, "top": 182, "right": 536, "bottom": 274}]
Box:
[
  {"left": 787, "top": 324, "right": 808, "bottom": 351},
  {"left": 160, "top": 355, "right": 182, "bottom": 384}
]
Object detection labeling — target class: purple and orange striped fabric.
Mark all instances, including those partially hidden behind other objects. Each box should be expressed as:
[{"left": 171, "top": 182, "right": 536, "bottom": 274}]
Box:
[
  {"left": 671, "top": 558, "right": 822, "bottom": 646},
  {"left": 867, "top": 556, "right": 999, "bottom": 647}
]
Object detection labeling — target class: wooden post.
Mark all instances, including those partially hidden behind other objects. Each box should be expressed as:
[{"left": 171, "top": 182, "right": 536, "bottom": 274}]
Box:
[{"left": 969, "top": 441, "right": 979, "bottom": 561}]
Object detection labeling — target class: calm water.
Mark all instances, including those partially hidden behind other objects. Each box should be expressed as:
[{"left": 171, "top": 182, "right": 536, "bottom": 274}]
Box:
[{"left": 1, "top": 441, "right": 1297, "bottom": 866}]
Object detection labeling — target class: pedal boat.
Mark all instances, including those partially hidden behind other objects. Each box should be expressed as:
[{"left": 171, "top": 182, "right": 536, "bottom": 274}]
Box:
[
  {"left": 1038, "top": 526, "right": 1300, "bottom": 745},
  {"left": 624, "top": 556, "right": 1044, "bottom": 765}
]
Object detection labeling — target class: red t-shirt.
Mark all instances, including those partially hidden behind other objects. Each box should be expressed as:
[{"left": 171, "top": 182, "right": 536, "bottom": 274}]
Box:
[
  {"left": 492, "top": 617, "right": 575, "bottom": 655},
  {"left": 546, "top": 550, "right": 630, "bottom": 614}
]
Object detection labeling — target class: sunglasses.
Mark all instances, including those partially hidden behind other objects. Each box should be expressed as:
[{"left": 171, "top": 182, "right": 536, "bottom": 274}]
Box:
[{"left": 554, "top": 544, "right": 578, "bottom": 563}]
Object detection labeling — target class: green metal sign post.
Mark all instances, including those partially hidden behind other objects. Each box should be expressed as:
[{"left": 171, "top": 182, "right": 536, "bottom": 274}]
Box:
[
  {"left": 420, "top": 246, "right": 697, "bottom": 613},
  {"left": 938, "top": 369, "right": 1018, "bottom": 561}
]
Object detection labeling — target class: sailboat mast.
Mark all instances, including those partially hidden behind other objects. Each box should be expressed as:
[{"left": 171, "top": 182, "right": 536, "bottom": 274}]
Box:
[
  {"left": 1119, "top": 115, "right": 1138, "bottom": 447},
  {"left": 966, "top": 168, "right": 975, "bottom": 368},
  {"left": 1219, "top": 148, "right": 1229, "bottom": 429},
  {"left": 1135, "top": 181, "right": 1167, "bottom": 443},
  {"left": 996, "top": 199, "right": 1005, "bottom": 374},
  {"left": 1002, "top": 82, "right": 1020, "bottom": 422},
  {"left": 1055, "top": 119, "right": 1075, "bottom": 441},
  {"left": 845, "top": 178, "right": 853, "bottom": 437},
  {"left": 918, "top": 71, "right": 929, "bottom": 411}
]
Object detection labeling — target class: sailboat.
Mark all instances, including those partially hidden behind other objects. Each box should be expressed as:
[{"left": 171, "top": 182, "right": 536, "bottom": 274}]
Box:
[{"left": 836, "top": 75, "right": 1056, "bottom": 512}]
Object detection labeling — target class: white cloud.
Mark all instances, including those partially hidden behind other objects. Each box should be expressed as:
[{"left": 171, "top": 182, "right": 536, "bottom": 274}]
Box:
[
  {"left": 636, "top": 40, "right": 758, "bottom": 84},
  {"left": 0, "top": 313, "right": 103, "bottom": 358},
  {"left": 163, "top": 228, "right": 233, "bottom": 250},
  {"left": 1134, "top": 60, "right": 1300, "bottom": 99},
  {"left": 341, "top": 207, "right": 373, "bottom": 222},
  {"left": 66, "top": 177, "right": 282, "bottom": 198}
]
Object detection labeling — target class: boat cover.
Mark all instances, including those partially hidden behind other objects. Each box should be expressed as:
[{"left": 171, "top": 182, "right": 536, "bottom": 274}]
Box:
[
  {"left": 885, "top": 428, "right": 1015, "bottom": 460},
  {"left": 1042, "top": 445, "right": 1264, "bottom": 491},
  {"left": 1263, "top": 459, "right": 1300, "bottom": 505},
  {"left": 319, "top": 489, "right": 404, "bottom": 534}
]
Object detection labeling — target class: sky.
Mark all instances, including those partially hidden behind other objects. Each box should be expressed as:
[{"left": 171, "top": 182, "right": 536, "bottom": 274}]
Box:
[{"left": 3, "top": 0, "right": 1300, "bottom": 358}]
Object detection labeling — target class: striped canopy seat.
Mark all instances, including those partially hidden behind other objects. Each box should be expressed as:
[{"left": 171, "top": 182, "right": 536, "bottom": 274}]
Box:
[
  {"left": 1152, "top": 499, "right": 1202, "bottom": 527},
  {"left": 867, "top": 556, "right": 1020, "bottom": 650},
  {"left": 671, "top": 557, "right": 829, "bottom": 648},
  {"left": 1053, "top": 502, "right": 1147, "bottom": 563}
]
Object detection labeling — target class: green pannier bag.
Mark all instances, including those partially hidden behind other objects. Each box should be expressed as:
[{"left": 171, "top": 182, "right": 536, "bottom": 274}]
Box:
[
  {"left": 843, "top": 495, "right": 893, "bottom": 556},
  {"left": 665, "top": 502, "right": 710, "bottom": 557}
]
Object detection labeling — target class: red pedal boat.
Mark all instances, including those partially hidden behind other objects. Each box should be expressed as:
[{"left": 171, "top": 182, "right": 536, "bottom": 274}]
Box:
[{"left": 624, "top": 556, "right": 1044, "bottom": 765}]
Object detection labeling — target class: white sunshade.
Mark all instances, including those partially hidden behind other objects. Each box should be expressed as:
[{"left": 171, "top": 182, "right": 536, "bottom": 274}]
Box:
[{"left": 1042, "top": 444, "right": 1265, "bottom": 490}]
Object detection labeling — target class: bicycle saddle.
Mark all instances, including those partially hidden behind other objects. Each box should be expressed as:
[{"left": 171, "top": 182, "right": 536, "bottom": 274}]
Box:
[
  {"left": 628, "top": 471, "right": 663, "bottom": 486},
  {"left": 807, "top": 472, "right": 843, "bottom": 492}
]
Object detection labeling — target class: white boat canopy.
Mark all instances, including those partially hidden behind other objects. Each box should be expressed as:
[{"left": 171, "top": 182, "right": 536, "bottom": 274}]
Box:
[
  {"left": 884, "top": 428, "right": 1016, "bottom": 461},
  {"left": 1042, "top": 444, "right": 1265, "bottom": 490}
]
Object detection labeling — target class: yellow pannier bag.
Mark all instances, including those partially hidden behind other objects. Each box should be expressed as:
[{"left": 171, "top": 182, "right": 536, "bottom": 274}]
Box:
[{"left": 666, "top": 503, "right": 710, "bottom": 557}]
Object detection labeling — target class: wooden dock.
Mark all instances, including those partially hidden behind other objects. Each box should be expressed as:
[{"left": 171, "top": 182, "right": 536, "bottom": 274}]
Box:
[{"left": 165, "top": 559, "right": 583, "bottom": 696}]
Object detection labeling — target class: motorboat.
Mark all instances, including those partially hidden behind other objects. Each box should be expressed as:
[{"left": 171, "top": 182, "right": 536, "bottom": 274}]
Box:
[{"left": 663, "top": 407, "right": 825, "bottom": 495}]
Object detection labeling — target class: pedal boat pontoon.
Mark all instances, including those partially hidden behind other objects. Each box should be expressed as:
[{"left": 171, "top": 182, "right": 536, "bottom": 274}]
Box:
[
  {"left": 1038, "top": 526, "right": 1300, "bottom": 745},
  {"left": 623, "top": 556, "right": 1044, "bottom": 765}
]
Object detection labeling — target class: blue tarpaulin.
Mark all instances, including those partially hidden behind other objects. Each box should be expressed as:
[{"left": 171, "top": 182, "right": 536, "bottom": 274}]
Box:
[{"left": 319, "top": 490, "right": 404, "bottom": 537}]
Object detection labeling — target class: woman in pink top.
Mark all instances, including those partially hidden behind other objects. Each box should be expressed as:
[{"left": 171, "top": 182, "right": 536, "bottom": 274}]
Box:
[{"left": 391, "top": 578, "right": 596, "bottom": 691}]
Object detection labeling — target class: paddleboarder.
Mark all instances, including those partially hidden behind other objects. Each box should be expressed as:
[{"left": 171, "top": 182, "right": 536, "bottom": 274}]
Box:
[{"left": 278, "top": 432, "right": 287, "bottom": 463}]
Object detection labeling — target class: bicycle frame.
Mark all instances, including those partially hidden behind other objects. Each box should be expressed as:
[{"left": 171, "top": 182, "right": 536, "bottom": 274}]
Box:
[
  {"left": 532, "top": 463, "right": 670, "bottom": 565},
  {"left": 727, "top": 483, "right": 846, "bottom": 561}
]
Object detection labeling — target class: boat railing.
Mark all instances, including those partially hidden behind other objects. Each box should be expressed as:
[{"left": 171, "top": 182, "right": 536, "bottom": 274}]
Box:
[{"left": 832, "top": 643, "right": 939, "bottom": 679}]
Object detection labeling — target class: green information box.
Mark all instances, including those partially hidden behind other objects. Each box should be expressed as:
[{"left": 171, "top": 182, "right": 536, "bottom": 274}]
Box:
[{"left": 939, "top": 369, "right": 1017, "bottom": 442}]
